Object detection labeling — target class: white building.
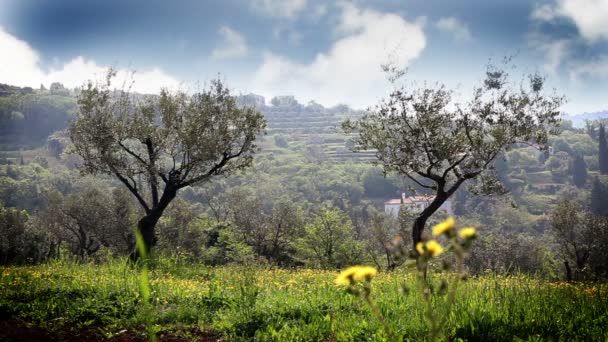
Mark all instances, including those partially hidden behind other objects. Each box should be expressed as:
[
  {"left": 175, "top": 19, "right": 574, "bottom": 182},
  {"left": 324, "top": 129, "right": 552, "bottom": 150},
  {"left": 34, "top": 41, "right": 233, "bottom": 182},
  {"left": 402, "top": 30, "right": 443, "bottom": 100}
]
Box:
[{"left": 384, "top": 194, "right": 453, "bottom": 218}]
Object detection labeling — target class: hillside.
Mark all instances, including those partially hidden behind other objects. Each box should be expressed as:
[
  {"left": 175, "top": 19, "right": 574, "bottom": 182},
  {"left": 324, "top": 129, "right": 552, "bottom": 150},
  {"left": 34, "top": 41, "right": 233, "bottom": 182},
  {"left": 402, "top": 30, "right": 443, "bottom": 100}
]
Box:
[{"left": 564, "top": 111, "right": 608, "bottom": 128}]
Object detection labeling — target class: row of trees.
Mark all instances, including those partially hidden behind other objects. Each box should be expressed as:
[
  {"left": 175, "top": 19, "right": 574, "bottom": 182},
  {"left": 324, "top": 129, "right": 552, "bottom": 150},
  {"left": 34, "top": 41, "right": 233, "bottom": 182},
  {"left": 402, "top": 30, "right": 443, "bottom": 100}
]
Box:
[{"left": 2, "top": 153, "right": 608, "bottom": 279}]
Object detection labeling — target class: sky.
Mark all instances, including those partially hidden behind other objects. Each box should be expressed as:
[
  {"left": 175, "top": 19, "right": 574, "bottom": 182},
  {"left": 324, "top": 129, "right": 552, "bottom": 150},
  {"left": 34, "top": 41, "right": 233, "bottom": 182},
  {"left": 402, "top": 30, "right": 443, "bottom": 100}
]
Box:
[{"left": 0, "top": 0, "right": 607, "bottom": 114}]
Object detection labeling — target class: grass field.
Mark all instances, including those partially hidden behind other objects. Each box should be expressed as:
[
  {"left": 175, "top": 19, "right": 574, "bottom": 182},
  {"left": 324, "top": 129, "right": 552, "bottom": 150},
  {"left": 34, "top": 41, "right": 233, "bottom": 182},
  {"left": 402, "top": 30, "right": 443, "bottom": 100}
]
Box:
[{"left": 1, "top": 259, "right": 607, "bottom": 341}]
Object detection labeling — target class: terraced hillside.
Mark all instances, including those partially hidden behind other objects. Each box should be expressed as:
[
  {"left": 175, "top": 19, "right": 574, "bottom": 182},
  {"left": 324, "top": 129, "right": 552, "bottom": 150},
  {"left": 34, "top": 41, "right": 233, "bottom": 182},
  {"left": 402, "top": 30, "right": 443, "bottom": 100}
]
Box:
[{"left": 239, "top": 94, "right": 376, "bottom": 162}]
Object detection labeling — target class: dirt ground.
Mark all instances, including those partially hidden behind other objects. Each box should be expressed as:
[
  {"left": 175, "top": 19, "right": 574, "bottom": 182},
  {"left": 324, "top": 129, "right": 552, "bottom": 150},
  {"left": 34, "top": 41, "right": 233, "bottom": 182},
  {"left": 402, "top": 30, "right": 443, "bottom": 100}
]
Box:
[{"left": 0, "top": 319, "right": 222, "bottom": 341}]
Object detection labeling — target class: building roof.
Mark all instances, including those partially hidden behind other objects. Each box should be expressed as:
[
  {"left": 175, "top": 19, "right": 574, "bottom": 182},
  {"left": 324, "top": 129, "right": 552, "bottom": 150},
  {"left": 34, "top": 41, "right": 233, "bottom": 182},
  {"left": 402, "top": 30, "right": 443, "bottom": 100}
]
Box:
[{"left": 384, "top": 196, "right": 435, "bottom": 205}]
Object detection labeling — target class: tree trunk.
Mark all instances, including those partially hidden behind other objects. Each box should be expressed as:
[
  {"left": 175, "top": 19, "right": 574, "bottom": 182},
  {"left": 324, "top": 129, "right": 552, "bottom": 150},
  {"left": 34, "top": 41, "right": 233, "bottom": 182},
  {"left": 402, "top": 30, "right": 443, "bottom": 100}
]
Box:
[
  {"left": 411, "top": 192, "right": 449, "bottom": 251},
  {"left": 130, "top": 185, "right": 177, "bottom": 261},
  {"left": 564, "top": 260, "right": 572, "bottom": 282}
]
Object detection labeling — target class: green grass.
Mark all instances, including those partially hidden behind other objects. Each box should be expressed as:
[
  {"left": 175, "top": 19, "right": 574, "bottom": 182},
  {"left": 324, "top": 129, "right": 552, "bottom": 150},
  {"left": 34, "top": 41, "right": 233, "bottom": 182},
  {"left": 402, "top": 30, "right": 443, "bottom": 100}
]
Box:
[{"left": 1, "top": 259, "right": 607, "bottom": 341}]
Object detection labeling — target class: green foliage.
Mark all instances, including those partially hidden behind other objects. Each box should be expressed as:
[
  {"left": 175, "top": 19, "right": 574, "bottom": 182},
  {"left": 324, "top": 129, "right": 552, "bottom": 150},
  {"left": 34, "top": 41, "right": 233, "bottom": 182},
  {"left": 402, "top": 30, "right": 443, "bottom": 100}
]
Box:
[
  {"left": 0, "top": 91, "right": 76, "bottom": 149},
  {"left": 590, "top": 177, "right": 608, "bottom": 217},
  {"left": 273, "top": 134, "right": 288, "bottom": 148},
  {"left": 551, "top": 199, "right": 608, "bottom": 280},
  {"left": 599, "top": 124, "right": 608, "bottom": 174},
  {"left": 0, "top": 205, "right": 30, "bottom": 263},
  {"left": 296, "top": 207, "right": 363, "bottom": 268},
  {"left": 571, "top": 154, "right": 587, "bottom": 187}
]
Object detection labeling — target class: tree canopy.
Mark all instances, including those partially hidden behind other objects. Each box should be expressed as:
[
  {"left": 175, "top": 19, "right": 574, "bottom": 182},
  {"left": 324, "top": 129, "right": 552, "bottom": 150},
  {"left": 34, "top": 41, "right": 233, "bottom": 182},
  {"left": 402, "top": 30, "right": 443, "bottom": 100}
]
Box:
[
  {"left": 344, "top": 62, "right": 565, "bottom": 247},
  {"left": 69, "top": 71, "right": 266, "bottom": 256},
  {"left": 599, "top": 123, "right": 608, "bottom": 174}
]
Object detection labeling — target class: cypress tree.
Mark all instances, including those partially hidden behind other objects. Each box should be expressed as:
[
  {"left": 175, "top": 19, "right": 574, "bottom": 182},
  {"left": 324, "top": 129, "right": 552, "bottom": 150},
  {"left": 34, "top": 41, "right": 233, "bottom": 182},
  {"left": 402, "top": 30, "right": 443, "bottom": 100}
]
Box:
[
  {"left": 572, "top": 154, "right": 587, "bottom": 187},
  {"left": 599, "top": 124, "right": 608, "bottom": 174},
  {"left": 590, "top": 177, "right": 608, "bottom": 216}
]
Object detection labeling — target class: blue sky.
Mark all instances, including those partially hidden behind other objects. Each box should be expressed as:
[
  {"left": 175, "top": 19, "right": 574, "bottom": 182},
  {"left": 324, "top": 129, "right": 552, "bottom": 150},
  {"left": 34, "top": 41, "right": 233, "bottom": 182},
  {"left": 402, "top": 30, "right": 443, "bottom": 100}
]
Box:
[{"left": 1, "top": 0, "right": 607, "bottom": 114}]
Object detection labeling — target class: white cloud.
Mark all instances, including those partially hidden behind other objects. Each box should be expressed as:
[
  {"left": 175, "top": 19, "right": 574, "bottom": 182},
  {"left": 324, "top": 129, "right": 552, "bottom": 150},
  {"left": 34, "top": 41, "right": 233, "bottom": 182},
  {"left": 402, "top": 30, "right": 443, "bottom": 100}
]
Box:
[
  {"left": 0, "top": 27, "right": 180, "bottom": 94},
  {"left": 531, "top": 4, "right": 558, "bottom": 21},
  {"left": 249, "top": 3, "right": 426, "bottom": 108},
  {"left": 529, "top": 33, "right": 571, "bottom": 76},
  {"left": 211, "top": 26, "right": 248, "bottom": 60},
  {"left": 532, "top": 0, "right": 608, "bottom": 42},
  {"left": 542, "top": 39, "right": 570, "bottom": 75},
  {"left": 0, "top": 27, "right": 45, "bottom": 87},
  {"left": 435, "top": 17, "right": 472, "bottom": 42},
  {"left": 250, "top": 0, "right": 307, "bottom": 19}
]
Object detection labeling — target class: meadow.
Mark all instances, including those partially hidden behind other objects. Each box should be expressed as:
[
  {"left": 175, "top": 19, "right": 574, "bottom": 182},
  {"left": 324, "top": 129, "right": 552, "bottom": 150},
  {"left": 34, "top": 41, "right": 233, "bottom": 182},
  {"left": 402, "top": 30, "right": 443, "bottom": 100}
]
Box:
[{"left": 1, "top": 259, "right": 607, "bottom": 341}]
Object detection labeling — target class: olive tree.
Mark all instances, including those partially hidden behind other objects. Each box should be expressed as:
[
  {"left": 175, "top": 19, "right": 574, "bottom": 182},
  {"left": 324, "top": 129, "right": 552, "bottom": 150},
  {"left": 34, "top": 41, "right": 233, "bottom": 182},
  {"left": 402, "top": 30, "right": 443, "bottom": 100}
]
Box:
[
  {"left": 344, "top": 62, "right": 565, "bottom": 249},
  {"left": 69, "top": 72, "right": 266, "bottom": 258}
]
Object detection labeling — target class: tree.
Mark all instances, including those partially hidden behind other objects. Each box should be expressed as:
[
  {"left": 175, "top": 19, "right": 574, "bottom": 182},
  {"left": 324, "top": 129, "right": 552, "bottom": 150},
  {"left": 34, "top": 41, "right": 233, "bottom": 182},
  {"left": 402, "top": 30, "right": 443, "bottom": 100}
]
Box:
[
  {"left": 585, "top": 119, "right": 599, "bottom": 141},
  {"left": 228, "top": 191, "right": 305, "bottom": 265},
  {"left": 344, "top": 62, "right": 565, "bottom": 248},
  {"left": 296, "top": 207, "right": 362, "bottom": 269},
  {"left": 590, "top": 177, "right": 608, "bottom": 217},
  {"left": 156, "top": 198, "right": 206, "bottom": 260},
  {"left": 599, "top": 123, "right": 608, "bottom": 174},
  {"left": 551, "top": 199, "right": 608, "bottom": 280},
  {"left": 551, "top": 200, "right": 593, "bottom": 280},
  {"left": 571, "top": 154, "right": 587, "bottom": 187},
  {"left": 69, "top": 72, "right": 266, "bottom": 258},
  {"left": 274, "top": 134, "right": 288, "bottom": 148},
  {"left": 0, "top": 204, "right": 29, "bottom": 264},
  {"left": 41, "top": 186, "right": 134, "bottom": 258},
  {"left": 364, "top": 209, "right": 400, "bottom": 271}
]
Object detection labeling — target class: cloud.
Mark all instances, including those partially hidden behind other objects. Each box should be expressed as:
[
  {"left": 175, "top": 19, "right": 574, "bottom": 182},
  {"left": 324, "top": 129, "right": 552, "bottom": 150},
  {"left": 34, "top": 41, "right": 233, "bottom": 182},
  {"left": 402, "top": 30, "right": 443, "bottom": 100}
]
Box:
[
  {"left": 249, "top": 3, "right": 426, "bottom": 108},
  {"left": 313, "top": 4, "right": 327, "bottom": 19},
  {"left": 531, "top": 4, "right": 558, "bottom": 21},
  {"left": 210, "top": 26, "right": 249, "bottom": 60},
  {"left": 569, "top": 55, "right": 608, "bottom": 81},
  {"left": 0, "top": 27, "right": 180, "bottom": 93},
  {"left": 435, "top": 17, "right": 472, "bottom": 42},
  {"left": 532, "top": 0, "right": 608, "bottom": 42},
  {"left": 0, "top": 27, "right": 45, "bottom": 87},
  {"left": 529, "top": 33, "right": 571, "bottom": 75},
  {"left": 250, "top": 0, "right": 307, "bottom": 19}
]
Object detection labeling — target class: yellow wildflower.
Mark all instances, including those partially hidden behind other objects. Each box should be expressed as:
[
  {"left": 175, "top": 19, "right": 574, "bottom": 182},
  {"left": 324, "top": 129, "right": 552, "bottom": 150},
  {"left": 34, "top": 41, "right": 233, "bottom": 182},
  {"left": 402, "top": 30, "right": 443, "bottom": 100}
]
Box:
[
  {"left": 416, "top": 242, "right": 425, "bottom": 255},
  {"left": 432, "top": 217, "right": 455, "bottom": 236},
  {"left": 353, "top": 266, "right": 377, "bottom": 281},
  {"left": 425, "top": 240, "right": 444, "bottom": 256},
  {"left": 417, "top": 240, "right": 444, "bottom": 257},
  {"left": 459, "top": 227, "right": 477, "bottom": 239},
  {"left": 334, "top": 266, "right": 377, "bottom": 286}
]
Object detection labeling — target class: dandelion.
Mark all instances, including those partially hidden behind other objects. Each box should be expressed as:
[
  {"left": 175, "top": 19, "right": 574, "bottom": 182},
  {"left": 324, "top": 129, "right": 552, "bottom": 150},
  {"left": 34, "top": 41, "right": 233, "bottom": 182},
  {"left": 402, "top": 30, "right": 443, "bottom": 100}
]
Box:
[
  {"left": 353, "top": 266, "right": 377, "bottom": 281},
  {"left": 432, "top": 217, "right": 455, "bottom": 236},
  {"left": 417, "top": 240, "right": 444, "bottom": 257},
  {"left": 425, "top": 240, "right": 444, "bottom": 256},
  {"left": 334, "top": 266, "right": 377, "bottom": 286},
  {"left": 459, "top": 227, "right": 477, "bottom": 239},
  {"left": 416, "top": 242, "right": 425, "bottom": 255}
]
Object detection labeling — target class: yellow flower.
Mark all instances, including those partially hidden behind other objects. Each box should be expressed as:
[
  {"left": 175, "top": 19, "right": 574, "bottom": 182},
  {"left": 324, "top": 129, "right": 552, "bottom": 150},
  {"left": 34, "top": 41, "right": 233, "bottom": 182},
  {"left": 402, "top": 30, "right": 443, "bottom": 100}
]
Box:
[
  {"left": 353, "top": 266, "right": 377, "bottom": 281},
  {"left": 416, "top": 242, "right": 425, "bottom": 255},
  {"left": 432, "top": 217, "right": 455, "bottom": 236},
  {"left": 459, "top": 227, "right": 477, "bottom": 239},
  {"left": 334, "top": 266, "right": 377, "bottom": 286},
  {"left": 425, "top": 240, "right": 444, "bottom": 256},
  {"left": 417, "top": 240, "right": 444, "bottom": 257}
]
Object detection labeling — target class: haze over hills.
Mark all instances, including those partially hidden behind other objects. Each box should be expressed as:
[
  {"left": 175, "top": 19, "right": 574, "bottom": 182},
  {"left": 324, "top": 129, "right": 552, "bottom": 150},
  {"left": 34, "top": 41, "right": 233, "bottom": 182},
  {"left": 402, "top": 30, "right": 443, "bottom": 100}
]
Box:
[{"left": 563, "top": 111, "right": 608, "bottom": 128}]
